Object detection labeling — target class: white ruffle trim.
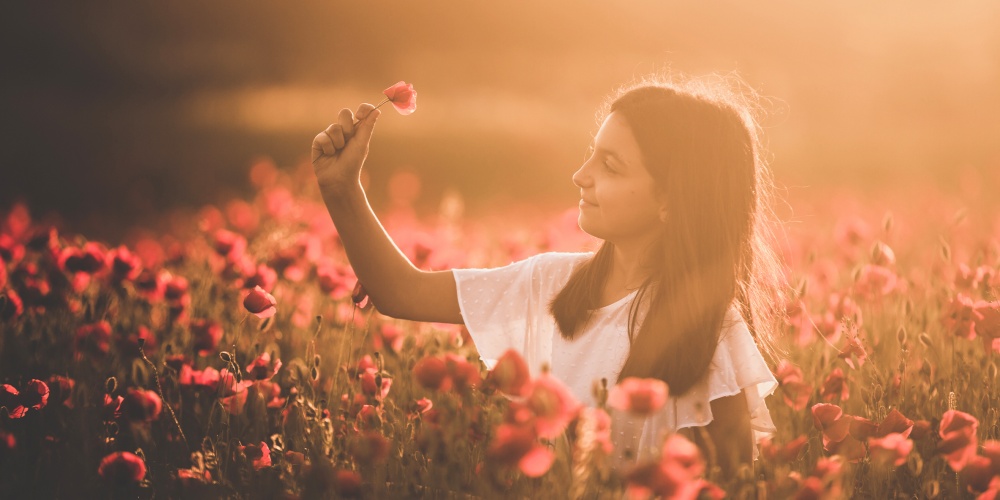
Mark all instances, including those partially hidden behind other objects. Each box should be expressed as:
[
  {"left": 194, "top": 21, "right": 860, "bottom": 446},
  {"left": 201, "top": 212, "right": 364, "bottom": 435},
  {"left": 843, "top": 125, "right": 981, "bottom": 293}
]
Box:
[{"left": 608, "top": 307, "right": 778, "bottom": 465}]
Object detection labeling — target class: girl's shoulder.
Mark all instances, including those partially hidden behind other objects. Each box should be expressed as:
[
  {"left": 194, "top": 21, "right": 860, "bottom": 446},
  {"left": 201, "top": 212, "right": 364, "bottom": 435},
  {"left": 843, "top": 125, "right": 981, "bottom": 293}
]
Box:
[{"left": 526, "top": 251, "right": 593, "bottom": 281}]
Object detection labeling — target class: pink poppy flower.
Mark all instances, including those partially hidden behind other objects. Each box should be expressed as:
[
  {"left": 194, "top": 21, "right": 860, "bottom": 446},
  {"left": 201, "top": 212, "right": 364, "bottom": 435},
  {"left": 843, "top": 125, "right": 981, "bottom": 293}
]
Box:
[
  {"left": 245, "top": 351, "right": 282, "bottom": 381},
  {"left": 349, "top": 431, "right": 390, "bottom": 465},
  {"left": 413, "top": 356, "right": 451, "bottom": 392},
  {"left": 607, "top": 377, "right": 669, "bottom": 415},
  {"left": 108, "top": 245, "right": 142, "bottom": 283},
  {"left": 853, "top": 264, "right": 898, "bottom": 298},
  {"left": 120, "top": 388, "right": 162, "bottom": 422},
  {"left": 774, "top": 360, "right": 812, "bottom": 411},
  {"left": 242, "top": 441, "right": 272, "bottom": 470},
  {"left": 837, "top": 335, "right": 867, "bottom": 369},
  {"left": 811, "top": 403, "right": 851, "bottom": 449},
  {"left": 488, "top": 349, "right": 531, "bottom": 397},
  {"left": 486, "top": 423, "right": 554, "bottom": 477},
  {"left": 444, "top": 353, "right": 481, "bottom": 391},
  {"left": 524, "top": 373, "right": 580, "bottom": 439},
  {"left": 243, "top": 285, "right": 277, "bottom": 318},
  {"left": 944, "top": 294, "right": 983, "bottom": 340},
  {"left": 1, "top": 384, "right": 26, "bottom": 418},
  {"left": 382, "top": 81, "right": 417, "bottom": 115},
  {"left": 58, "top": 242, "right": 107, "bottom": 274},
  {"left": 820, "top": 368, "right": 849, "bottom": 401},
  {"left": 360, "top": 371, "right": 392, "bottom": 400},
  {"left": 190, "top": 319, "right": 224, "bottom": 356},
  {"left": 98, "top": 451, "right": 147, "bottom": 484},
  {"left": 938, "top": 409, "right": 979, "bottom": 471},
  {"left": 868, "top": 433, "right": 913, "bottom": 467},
  {"left": 760, "top": 435, "right": 808, "bottom": 464}
]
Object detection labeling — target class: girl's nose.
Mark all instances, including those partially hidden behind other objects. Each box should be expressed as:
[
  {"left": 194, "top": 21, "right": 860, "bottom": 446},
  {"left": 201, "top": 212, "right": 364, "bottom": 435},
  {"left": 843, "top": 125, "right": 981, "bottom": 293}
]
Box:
[{"left": 572, "top": 163, "right": 592, "bottom": 189}]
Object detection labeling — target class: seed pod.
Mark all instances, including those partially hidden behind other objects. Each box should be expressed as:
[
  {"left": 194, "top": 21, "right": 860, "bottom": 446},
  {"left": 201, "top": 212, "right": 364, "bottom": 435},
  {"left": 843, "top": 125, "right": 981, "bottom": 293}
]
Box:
[
  {"left": 311, "top": 366, "right": 319, "bottom": 382},
  {"left": 313, "top": 354, "right": 321, "bottom": 368},
  {"left": 105, "top": 377, "right": 118, "bottom": 394},
  {"left": 896, "top": 326, "right": 907, "bottom": 345},
  {"left": 220, "top": 351, "right": 233, "bottom": 363},
  {"left": 940, "top": 237, "right": 952, "bottom": 262},
  {"left": 882, "top": 212, "right": 894, "bottom": 233},
  {"left": 919, "top": 332, "right": 933, "bottom": 349}
]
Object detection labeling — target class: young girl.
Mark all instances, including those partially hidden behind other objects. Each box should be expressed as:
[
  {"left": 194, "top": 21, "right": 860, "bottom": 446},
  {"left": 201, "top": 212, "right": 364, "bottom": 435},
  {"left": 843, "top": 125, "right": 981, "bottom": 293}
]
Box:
[{"left": 311, "top": 75, "right": 786, "bottom": 478}]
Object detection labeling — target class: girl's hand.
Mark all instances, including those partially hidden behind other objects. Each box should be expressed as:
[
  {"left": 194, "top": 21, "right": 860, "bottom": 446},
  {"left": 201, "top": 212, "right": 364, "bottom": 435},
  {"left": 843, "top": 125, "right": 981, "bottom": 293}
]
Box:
[{"left": 311, "top": 103, "right": 381, "bottom": 192}]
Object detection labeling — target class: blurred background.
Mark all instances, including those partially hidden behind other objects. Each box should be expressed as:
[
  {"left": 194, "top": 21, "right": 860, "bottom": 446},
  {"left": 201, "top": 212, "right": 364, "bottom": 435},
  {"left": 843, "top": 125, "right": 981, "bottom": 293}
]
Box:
[{"left": 2, "top": 1, "right": 999, "bottom": 242}]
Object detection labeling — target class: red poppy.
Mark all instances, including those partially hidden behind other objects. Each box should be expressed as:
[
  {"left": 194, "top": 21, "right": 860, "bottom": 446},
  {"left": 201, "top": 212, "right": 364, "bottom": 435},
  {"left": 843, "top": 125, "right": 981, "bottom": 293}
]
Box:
[
  {"left": 760, "top": 435, "right": 808, "bottom": 464},
  {"left": 20, "top": 379, "right": 49, "bottom": 412},
  {"left": 625, "top": 434, "right": 714, "bottom": 500},
  {"left": 245, "top": 351, "right": 282, "bottom": 381},
  {"left": 120, "top": 388, "right": 162, "bottom": 422},
  {"left": 190, "top": 319, "right": 224, "bottom": 356},
  {"left": 59, "top": 242, "right": 107, "bottom": 274},
  {"left": 108, "top": 245, "right": 142, "bottom": 283},
  {"left": 359, "top": 371, "right": 392, "bottom": 400},
  {"left": 820, "top": 368, "right": 849, "bottom": 401},
  {"left": 943, "top": 294, "right": 983, "bottom": 340},
  {"left": 243, "top": 285, "right": 277, "bottom": 318},
  {"left": 98, "top": 451, "right": 147, "bottom": 484},
  {"left": 486, "top": 423, "right": 554, "bottom": 477},
  {"left": 488, "top": 349, "right": 531, "bottom": 397},
  {"left": 938, "top": 409, "right": 979, "bottom": 471},
  {"left": 240, "top": 441, "right": 272, "bottom": 470},
  {"left": 774, "top": 360, "right": 812, "bottom": 411},
  {"left": 74, "top": 321, "right": 113, "bottom": 359},
  {"left": 333, "top": 469, "right": 363, "bottom": 497},
  {"left": 212, "top": 229, "right": 247, "bottom": 260},
  {"left": 348, "top": 431, "right": 390, "bottom": 465},
  {"left": 524, "top": 373, "right": 580, "bottom": 439},
  {"left": 413, "top": 355, "right": 451, "bottom": 392},
  {"left": 444, "top": 353, "right": 481, "bottom": 391},
  {"left": 1, "top": 384, "right": 26, "bottom": 418},
  {"left": 837, "top": 335, "right": 867, "bottom": 369},
  {"left": 868, "top": 433, "right": 913, "bottom": 467},
  {"left": 382, "top": 81, "right": 417, "bottom": 115},
  {"left": 607, "top": 377, "right": 669, "bottom": 416}
]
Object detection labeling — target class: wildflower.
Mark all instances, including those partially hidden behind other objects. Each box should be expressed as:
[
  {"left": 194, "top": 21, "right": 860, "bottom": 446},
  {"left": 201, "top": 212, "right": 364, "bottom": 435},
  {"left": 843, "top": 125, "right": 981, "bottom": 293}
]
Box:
[
  {"left": 58, "top": 241, "right": 107, "bottom": 274},
  {"left": 120, "top": 388, "right": 162, "bottom": 422},
  {"left": 607, "top": 377, "right": 669, "bottom": 416},
  {"left": 245, "top": 351, "right": 282, "bottom": 381},
  {"left": 190, "top": 319, "right": 224, "bottom": 356},
  {"left": 760, "top": 436, "right": 808, "bottom": 464},
  {"left": 868, "top": 433, "right": 913, "bottom": 467},
  {"left": 243, "top": 285, "right": 277, "bottom": 319},
  {"left": 938, "top": 409, "right": 979, "bottom": 471},
  {"left": 774, "top": 360, "right": 812, "bottom": 411},
  {"left": 381, "top": 81, "right": 417, "bottom": 115},
  {"left": 240, "top": 441, "right": 272, "bottom": 470},
  {"left": 348, "top": 432, "right": 390, "bottom": 465},
  {"left": 98, "top": 451, "right": 146, "bottom": 484},
  {"left": 820, "top": 368, "right": 849, "bottom": 401},
  {"left": 524, "top": 373, "right": 580, "bottom": 439},
  {"left": 837, "top": 335, "right": 867, "bottom": 369},
  {"left": 624, "top": 434, "right": 720, "bottom": 500},
  {"left": 108, "top": 245, "right": 142, "bottom": 283},
  {"left": 444, "top": 353, "right": 481, "bottom": 391},
  {"left": 413, "top": 355, "right": 451, "bottom": 391},
  {"left": 486, "top": 423, "right": 554, "bottom": 477},
  {"left": 488, "top": 349, "right": 531, "bottom": 397},
  {"left": 943, "top": 294, "right": 983, "bottom": 340},
  {"left": 243, "top": 263, "right": 277, "bottom": 292},
  {"left": 359, "top": 371, "right": 391, "bottom": 399}
]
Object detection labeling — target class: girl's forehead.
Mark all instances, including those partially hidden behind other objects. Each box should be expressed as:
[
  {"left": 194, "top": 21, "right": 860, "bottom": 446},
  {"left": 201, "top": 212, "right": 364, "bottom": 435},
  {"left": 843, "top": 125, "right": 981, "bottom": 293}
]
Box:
[{"left": 592, "top": 113, "right": 642, "bottom": 166}]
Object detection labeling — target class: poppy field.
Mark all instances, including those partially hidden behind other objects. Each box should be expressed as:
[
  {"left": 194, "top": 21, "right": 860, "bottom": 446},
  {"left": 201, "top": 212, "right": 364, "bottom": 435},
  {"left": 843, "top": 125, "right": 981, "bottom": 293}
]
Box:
[{"left": 1, "top": 160, "right": 1000, "bottom": 499}]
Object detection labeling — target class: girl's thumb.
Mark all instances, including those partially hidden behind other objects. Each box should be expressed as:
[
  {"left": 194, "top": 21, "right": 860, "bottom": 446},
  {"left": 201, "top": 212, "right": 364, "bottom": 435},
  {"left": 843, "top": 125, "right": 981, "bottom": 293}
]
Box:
[{"left": 355, "top": 109, "right": 380, "bottom": 140}]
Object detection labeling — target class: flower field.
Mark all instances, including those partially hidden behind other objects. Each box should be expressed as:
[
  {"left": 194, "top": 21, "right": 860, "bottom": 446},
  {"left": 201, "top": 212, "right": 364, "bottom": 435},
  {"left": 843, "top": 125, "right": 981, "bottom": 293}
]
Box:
[{"left": 1, "top": 160, "right": 1000, "bottom": 499}]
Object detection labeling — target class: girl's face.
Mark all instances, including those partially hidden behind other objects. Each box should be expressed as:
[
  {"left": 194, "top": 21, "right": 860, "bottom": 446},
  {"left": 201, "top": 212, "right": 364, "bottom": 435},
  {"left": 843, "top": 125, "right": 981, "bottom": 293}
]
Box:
[{"left": 572, "top": 112, "right": 665, "bottom": 244}]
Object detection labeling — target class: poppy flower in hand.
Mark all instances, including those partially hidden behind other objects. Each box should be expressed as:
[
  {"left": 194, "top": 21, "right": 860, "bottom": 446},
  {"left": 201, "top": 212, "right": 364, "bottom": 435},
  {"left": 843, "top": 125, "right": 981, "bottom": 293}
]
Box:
[{"left": 381, "top": 81, "right": 417, "bottom": 115}]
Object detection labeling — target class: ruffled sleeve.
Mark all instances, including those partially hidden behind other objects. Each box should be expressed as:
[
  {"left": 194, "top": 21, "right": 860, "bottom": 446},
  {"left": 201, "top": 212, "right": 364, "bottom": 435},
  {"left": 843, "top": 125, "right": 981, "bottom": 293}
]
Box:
[
  {"left": 614, "top": 305, "right": 779, "bottom": 464},
  {"left": 674, "top": 306, "right": 779, "bottom": 459}
]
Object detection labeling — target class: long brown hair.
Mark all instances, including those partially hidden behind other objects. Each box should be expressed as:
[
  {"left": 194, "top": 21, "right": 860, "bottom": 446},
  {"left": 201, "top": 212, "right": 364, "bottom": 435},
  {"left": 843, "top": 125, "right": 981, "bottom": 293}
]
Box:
[{"left": 548, "top": 74, "right": 787, "bottom": 396}]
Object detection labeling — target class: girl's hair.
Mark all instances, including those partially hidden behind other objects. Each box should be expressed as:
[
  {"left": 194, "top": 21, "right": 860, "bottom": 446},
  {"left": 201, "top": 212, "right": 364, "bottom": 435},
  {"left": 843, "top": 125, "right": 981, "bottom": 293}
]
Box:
[{"left": 548, "top": 73, "right": 788, "bottom": 396}]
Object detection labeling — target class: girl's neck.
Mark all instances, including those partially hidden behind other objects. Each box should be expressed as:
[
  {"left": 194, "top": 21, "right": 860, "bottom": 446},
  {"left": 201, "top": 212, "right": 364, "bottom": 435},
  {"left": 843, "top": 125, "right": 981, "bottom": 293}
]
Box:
[{"left": 606, "top": 235, "right": 660, "bottom": 293}]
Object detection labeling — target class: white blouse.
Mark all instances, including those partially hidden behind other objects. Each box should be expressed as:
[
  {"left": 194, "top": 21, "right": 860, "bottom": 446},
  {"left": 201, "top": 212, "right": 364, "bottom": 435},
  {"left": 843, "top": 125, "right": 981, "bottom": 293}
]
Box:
[{"left": 451, "top": 251, "right": 778, "bottom": 464}]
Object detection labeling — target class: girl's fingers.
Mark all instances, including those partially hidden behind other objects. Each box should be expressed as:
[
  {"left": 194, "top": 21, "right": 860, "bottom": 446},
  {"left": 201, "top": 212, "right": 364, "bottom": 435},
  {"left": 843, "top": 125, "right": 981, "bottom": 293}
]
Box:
[
  {"left": 338, "top": 108, "right": 355, "bottom": 137},
  {"left": 313, "top": 131, "right": 336, "bottom": 157},
  {"left": 355, "top": 103, "right": 376, "bottom": 123},
  {"left": 326, "top": 123, "right": 345, "bottom": 149}
]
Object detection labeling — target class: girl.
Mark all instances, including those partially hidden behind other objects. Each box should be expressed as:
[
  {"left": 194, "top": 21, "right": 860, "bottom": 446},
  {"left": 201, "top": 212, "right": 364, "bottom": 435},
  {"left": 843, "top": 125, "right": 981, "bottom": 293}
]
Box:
[{"left": 311, "top": 74, "right": 786, "bottom": 478}]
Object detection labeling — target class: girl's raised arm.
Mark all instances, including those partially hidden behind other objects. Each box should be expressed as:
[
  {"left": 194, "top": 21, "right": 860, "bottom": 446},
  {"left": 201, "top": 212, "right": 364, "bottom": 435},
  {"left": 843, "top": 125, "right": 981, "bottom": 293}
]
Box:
[{"left": 311, "top": 103, "right": 463, "bottom": 324}]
